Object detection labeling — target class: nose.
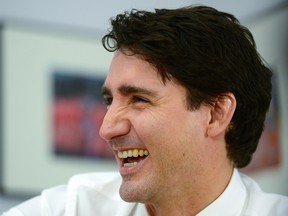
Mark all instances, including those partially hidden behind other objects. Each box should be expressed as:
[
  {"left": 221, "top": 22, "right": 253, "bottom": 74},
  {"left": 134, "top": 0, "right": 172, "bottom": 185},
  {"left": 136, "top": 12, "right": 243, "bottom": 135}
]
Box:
[{"left": 99, "top": 105, "right": 130, "bottom": 141}]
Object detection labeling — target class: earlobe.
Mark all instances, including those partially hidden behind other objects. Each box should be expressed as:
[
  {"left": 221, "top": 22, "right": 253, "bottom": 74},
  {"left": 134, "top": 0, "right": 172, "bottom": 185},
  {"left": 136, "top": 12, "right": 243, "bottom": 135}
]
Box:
[{"left": 206, "top": 93, "right": 236, "bottom": 138}]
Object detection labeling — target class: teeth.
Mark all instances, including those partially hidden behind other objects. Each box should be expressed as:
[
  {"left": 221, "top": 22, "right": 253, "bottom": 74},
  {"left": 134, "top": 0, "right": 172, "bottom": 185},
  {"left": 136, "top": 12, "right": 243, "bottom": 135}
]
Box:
[
  {"left": 133, "top": 149, "right": 138, "bottom": 157},
  {"left": 128, "top": 150, "right": 133, "bottom": 157},
  {"left": 117, "top": 149, "right": 149, "bottom": 159},
  {"left": 124, "top": 162, "right": 138, "bottom": 167}
]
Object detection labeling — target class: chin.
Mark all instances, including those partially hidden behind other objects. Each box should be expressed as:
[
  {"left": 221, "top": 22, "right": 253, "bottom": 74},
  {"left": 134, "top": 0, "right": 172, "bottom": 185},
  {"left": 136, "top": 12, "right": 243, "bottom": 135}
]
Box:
[{"left": 119, "top": 181, "right": 148, "bottom": 203}]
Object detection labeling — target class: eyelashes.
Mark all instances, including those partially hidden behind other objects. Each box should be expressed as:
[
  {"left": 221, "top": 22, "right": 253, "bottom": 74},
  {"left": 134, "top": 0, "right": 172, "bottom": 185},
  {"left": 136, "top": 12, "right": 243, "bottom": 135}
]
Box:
[
  {"left": 103, "top": 96, "right": 113, "bottom": 106},
  {"left": 102, "top": 95, "right": 150, "bottom": 108},
  {"left": 130, "top": 95, "right": 150, "bottom": 104}
]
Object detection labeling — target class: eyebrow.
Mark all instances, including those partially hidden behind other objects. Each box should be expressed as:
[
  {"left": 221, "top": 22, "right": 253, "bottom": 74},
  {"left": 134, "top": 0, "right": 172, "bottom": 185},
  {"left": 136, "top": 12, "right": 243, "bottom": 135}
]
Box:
[{"left": 102, "top": 85, "right": 158, "bottom": 98}]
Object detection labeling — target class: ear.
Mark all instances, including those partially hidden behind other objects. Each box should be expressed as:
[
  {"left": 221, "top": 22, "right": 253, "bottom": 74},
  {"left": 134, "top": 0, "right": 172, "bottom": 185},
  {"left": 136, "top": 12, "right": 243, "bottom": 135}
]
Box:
[{"left": 206, "top": 93, "right": 236, "bottom": 138}]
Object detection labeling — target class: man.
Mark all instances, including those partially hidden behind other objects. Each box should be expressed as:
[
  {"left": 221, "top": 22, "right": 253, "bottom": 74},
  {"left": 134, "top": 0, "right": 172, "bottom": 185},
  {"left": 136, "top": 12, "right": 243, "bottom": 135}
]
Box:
[{"left": 3, "top": 5, "right": 288, "bottom": 216}]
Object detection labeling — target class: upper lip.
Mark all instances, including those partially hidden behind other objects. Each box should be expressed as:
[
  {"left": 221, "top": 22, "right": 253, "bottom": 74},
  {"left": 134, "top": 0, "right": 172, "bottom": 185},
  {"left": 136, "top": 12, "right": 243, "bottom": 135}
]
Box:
[{"left": 109, "top": 136, "right": 147, "bottom": 152}]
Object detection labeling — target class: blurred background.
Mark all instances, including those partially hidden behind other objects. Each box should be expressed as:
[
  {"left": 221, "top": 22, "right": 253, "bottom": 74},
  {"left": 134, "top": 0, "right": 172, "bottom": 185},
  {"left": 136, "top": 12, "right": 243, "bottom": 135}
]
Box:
[{"left": 0, "top": 0, "right": 287, "bottom": 213}]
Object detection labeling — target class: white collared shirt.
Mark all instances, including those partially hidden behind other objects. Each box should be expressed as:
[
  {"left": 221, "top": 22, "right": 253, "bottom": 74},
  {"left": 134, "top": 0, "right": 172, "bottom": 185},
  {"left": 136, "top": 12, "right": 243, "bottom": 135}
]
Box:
[{"left": 2, "top": 169, "right": 288, "bottom": 216}]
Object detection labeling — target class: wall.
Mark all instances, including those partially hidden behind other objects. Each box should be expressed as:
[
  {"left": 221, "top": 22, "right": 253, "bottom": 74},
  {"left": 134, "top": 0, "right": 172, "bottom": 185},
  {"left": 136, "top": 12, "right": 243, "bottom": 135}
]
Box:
[
  {"left": 1, "top": 24, "right": 116, "bottom": 195},
  {"left": 245, "top": 6, "right": 288, "bottom": 195}
]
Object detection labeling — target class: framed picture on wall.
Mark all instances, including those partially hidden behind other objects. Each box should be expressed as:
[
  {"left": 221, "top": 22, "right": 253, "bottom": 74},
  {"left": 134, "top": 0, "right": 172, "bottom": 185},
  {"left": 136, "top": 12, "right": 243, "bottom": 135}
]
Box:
[{"left": 52, "top": 71, "right": 113, "bottom": 159}]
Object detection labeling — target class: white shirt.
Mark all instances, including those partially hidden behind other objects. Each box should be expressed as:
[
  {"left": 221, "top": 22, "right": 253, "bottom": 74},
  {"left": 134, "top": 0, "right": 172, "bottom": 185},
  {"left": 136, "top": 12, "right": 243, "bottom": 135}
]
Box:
[{"left": 2, "top": 169, "right": 288, "bottom": 216}]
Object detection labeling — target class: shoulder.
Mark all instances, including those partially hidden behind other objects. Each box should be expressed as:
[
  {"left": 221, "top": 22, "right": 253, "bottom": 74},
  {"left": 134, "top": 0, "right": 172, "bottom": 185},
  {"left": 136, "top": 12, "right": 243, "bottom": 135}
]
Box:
[
  {"left": 240, "top": 172, "right": 288, "bottom": 215},
  {"left": 2, "top": 172, "right": 121, "bottom": 216}
]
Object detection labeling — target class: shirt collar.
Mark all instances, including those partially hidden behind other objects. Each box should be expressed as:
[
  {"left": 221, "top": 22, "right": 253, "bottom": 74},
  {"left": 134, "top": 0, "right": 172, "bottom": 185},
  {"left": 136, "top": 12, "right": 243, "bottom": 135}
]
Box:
[{"left": 197, "top": 168, "right": 247, "bottom": 216}]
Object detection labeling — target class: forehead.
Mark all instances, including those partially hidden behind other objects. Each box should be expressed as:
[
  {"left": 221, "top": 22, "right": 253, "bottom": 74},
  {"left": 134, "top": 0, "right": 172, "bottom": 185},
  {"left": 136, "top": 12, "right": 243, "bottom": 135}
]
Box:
[{"left": 103, "top": 52, "right": 164, "bottom": 90}]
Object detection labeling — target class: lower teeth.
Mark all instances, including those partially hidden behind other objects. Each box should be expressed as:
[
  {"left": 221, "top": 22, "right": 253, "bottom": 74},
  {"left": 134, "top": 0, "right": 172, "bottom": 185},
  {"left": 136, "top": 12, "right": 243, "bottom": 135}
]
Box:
[{"left": 124, "top": 162, "right": 138, "bottom": 167}]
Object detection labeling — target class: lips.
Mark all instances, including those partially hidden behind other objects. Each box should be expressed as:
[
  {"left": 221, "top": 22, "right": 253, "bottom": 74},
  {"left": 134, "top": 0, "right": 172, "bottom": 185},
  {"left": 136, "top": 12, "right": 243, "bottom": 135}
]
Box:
[{"left": 109, "top": 137, "right": 149, "bottom": 173}]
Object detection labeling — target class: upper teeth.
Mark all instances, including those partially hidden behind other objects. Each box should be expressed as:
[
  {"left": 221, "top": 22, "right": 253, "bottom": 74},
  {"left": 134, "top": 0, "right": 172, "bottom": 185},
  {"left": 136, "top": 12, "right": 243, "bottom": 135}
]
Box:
[{"left": 118, "top": 149, "right": 149, "bottom": 159}]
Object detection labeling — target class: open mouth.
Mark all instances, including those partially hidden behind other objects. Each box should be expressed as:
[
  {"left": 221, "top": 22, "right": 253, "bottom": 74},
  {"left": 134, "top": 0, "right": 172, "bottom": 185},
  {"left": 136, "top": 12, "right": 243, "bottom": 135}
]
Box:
[{"left": 117, "top": 149, "right": 149, "bottom": 167}]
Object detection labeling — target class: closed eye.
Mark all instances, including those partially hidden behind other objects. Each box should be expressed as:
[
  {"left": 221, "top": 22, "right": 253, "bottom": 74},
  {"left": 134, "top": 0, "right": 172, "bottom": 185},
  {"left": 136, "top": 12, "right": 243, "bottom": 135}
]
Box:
[
  {"left": 131, "top": 96, "right": 149, "bottom": 104},
  {"left": 103, "top": 96, "right": 113, "bottom": 107}
]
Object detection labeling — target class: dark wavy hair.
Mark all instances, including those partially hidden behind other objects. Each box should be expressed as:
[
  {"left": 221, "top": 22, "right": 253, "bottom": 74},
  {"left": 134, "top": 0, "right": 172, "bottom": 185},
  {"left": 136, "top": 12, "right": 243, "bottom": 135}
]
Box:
[{"left": 102, "top": 5, "right": 272, "bottom": 168}]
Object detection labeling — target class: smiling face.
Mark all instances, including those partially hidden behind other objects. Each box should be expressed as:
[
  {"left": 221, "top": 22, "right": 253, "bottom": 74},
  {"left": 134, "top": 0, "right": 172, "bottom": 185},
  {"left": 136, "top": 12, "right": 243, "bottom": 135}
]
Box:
[{"left": 99, "top": 51, "right": 213, "bottom": 205}]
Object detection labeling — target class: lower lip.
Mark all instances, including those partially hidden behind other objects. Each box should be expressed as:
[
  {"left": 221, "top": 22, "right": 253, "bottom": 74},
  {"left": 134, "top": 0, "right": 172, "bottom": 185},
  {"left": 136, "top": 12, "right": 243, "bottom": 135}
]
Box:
[{"left": 119, "top": 156, "right": 149, "bottom": 176}]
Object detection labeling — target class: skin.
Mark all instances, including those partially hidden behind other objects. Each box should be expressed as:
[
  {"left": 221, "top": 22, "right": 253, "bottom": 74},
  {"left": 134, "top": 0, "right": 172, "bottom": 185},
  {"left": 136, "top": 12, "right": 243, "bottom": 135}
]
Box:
[{"left": 99, "top": 51, "right": 236, "bottom": 215}]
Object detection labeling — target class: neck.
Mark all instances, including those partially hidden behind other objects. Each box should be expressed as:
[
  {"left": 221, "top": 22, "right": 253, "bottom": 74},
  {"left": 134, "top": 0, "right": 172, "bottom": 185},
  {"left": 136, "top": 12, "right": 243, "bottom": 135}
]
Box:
[{"left": 145, "top": 164, "right": 234, "bottom": 216}]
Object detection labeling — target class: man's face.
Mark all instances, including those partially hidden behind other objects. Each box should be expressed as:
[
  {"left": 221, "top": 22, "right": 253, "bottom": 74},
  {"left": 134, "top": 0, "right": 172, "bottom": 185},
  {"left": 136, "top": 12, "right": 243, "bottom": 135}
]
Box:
[{"left": 100, "top": 51, "right": 210, "bottom": 203}]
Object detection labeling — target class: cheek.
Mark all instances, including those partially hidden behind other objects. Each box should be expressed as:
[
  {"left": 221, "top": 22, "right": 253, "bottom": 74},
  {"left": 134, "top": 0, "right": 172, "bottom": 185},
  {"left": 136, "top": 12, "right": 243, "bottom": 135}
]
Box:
[
  {"left": 133, "top": 108, "right": 205, "bottom": 147},
  {"left": 135, "top": 110, "right": 199, "bottom": 156},
  {"left": 132, "top": 110, "right": 207, "bottom": 181},
  {"left": 132, "top": 105, "right": 207, "bottom": 154},
  {"left": 153, "top": 110, "right": 205, "bottom": 159},
  {"left": 131, "top": 110, "right": 175, "bottom": 155}
]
